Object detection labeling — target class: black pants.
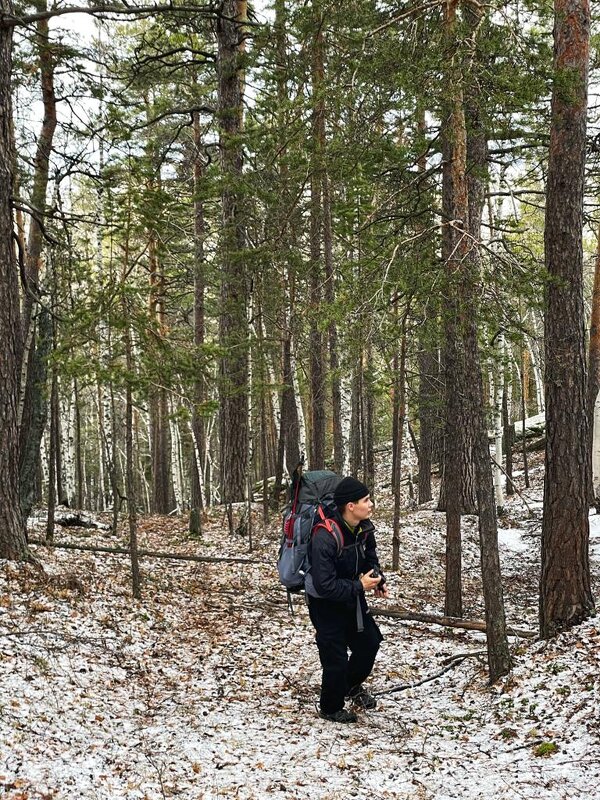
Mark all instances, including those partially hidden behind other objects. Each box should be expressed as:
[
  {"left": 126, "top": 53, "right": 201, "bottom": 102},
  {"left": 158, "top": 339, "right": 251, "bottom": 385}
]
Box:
[{"left": 307, "top": 596, "right": 383, "bottom": 714}]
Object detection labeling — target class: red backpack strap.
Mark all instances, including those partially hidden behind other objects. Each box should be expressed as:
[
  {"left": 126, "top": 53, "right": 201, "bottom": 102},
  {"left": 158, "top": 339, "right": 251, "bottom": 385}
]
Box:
[
  {"left": 291, "top": 474, "right": 301, "bottom": 514},
  {"left": 313, "top": 506, "right": 344, "bottom": 557}
]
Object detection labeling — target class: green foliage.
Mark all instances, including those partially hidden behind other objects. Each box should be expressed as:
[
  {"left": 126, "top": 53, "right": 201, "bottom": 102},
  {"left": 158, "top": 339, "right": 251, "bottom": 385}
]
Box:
[{"left": 534, "top": 741, "right": 559, "bottom": 757}]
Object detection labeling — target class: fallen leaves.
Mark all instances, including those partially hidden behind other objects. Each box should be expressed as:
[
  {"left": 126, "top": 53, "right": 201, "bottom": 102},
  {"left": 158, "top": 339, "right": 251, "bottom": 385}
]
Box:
[{"left": 0, "top": 467, "right": 596, "bottom": 799}]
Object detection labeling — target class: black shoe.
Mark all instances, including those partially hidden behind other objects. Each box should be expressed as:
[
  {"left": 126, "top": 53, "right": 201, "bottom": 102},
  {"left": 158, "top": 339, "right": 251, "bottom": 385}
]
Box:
[
  {"left": 347, "top": 687, "right": 377, "bottom": 710},
  {"left": 319, "top": 708, "right": 358, "bottom": 724}
]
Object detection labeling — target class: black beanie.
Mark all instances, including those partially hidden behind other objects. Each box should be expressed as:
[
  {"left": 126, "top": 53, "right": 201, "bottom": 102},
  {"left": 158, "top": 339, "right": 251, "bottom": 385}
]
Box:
[{"left": 334, "top": 476, "right": 370, "bottom": 507}]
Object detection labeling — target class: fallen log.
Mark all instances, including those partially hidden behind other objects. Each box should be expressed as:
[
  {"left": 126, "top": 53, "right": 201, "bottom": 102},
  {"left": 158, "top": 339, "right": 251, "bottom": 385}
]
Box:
[
  {"left": 30, "top": 509, "right": 111, "bottom": 531},
  {"left": 28, "top": 538, "right": 267, "bottom": 566},
  {"left": 371, "top": 606, "right": 537, "bottom": 639}
]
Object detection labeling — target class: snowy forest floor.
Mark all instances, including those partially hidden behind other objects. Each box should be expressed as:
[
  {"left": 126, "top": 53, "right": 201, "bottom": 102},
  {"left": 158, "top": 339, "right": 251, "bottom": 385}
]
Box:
[{"left": 1, "top": 454, "right": 600, "bottom": 800}]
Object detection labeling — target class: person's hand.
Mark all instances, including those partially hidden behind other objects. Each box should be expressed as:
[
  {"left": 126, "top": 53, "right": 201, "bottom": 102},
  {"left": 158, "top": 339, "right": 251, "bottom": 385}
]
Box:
[
  {"left": 374, "top": 583, "right": 389, "bottom": 599},
  {"left": 360, "top": 570, "right": 382, "bottom": 592}
]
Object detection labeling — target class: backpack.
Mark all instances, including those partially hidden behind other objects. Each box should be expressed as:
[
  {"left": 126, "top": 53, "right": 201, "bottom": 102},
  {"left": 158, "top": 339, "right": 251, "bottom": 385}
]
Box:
[{"left": 277, "top": 469, "right": 344, "bottom": 604}]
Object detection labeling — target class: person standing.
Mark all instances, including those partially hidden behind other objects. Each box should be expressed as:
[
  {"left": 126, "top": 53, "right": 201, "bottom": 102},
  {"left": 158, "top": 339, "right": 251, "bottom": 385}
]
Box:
[{"left": 306, "top": 476, "right": 388, "bottom": 723}]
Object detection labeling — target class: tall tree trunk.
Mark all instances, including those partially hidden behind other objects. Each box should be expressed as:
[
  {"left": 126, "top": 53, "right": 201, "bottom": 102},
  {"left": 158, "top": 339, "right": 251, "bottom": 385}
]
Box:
[
  {"left": 350, "top": 357, "right": 362, "bottom": 476},
  {"left": 441, "top": 0, "right": 466, "bottom": 617},
  {"left": 53, "top": 374, "right": 66, "bottom": 506},
  {"left": 147, "top": 219, "right": 171, "bottom": 514},
  {"left": 19, "top": 309, "right": 51, "bottom": 519},
  {"left": 363, "top": 343, "right": 376, "bottom": 493},
  {"left": 308, "top": 11, "right": 326, "bottom": 470},
  {"left": 46, "top": 362, "right": 58, "bottom": 542},
  {"left": 439, "top": 91, "right": 477, "bottom": 515},
  {"left": 150, "top": 386, "right": 171, "bottom": 513},
  {"left": 272, "top": 0, "right": 295, "bottom": 502},
  {"left": 20, "top": 0, "right": 56, "bottom": 349},
  {"left": 464, "top": 319, "right": 512, "bottom": 680},
  {"left": 18, "top": 0, "right": 57, "bottom": 517},
  {"left": 191, "top": 108, "right": 206, "bottom": 512},
  {"left": 441, "top": 4, "right": 512, "bottom": 682},
  {"left": 124, "top": 283, "right": 140, "bottom": 597},
  {"left": 392, "top": 319, "right": 407, "bottom": 570},
  {"left": 588, "top": 229, "right": 600, "bottom": 421},
  {"left": 502, "top": 380, "right": 515, "bottom": 497},
  {"left": 217, "top": 0, "right": 249, "bottom": 503},
  {"left": 525, "top": 311, "right": 545, "bottom": 414},
  {"left": 281, "top": 333, "right": 301, "bottom": 478},
  {"left": 415, "top": 105, "right": 438, "bottom": 505},
  {"left": 587, "top": 223, "right": 600, "bottom": 501},
  {"left": 418, "top": 342, "right": 438, "bottom": 504},
  {"left": 168, "top": 399, "right": 184, "bottom": 513},
  {"left": 541, "top": 0, "right": 594, "bottom": 638},
  {"left": 60, "top": 390, "right": 76, "bottom": 507},
  {"left": 0, "top": 6, "right": 28, "bottom": 560},
  {"left": 126, "top": 365, "right": 141, "bottom": 598},
  {"left": 323, "top": 169, "right": 343, "bottom": 473},
  {"left": 519, "top": 347, "right": 530, "bottom": 488},
  {"left": 141, "top": 90, "right": 172, "bottom": 517},
  {"left": 74, "top": 377, "right": 83, "bottom": 509},
  {"left": 463, "top": 0, "right": 511, "bottom": 680}
]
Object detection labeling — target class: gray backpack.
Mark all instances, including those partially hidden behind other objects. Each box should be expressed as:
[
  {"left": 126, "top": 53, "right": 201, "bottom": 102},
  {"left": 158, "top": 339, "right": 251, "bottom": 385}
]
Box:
[{"left": 277, "top": 470, "right": 344, "bottom": 600}]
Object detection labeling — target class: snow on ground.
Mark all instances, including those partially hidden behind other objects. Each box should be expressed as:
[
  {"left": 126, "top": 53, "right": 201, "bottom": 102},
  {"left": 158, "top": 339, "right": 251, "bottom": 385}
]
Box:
[{"left": 1, "top": 460, "right": 599, "bottom": 799}]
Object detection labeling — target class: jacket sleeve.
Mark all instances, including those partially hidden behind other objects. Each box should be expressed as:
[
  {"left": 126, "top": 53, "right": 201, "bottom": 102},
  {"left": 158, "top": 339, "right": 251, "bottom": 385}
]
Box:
[
  {"left": 363, "top": 527, "right": 386, "bottom": 585},
  {"left": 311, "top": 528, "right": 363, "bottom": 604}
]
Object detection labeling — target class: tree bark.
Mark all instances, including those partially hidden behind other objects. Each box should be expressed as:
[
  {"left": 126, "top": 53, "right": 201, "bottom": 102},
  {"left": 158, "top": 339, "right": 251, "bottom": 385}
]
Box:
[
  {"left": 440, "top": 0, "right": 511, "bottom": 679},
  {"left": 191, "top": 108, "right": 206, "bottom": 512},
  {"left": 323, "top": 168, "right": 343, "bottom": 473},
  {"left": 74, "top": 377, "right": 83, "bottom": 509},
  {"left": 392, "top": 319, "right": 407, "bottom": 570},
  {"left": 503, "top": 381, "right": 515, "bottom": 497},
  {"left": 520, "top": 349, "right": 530, "bottom": 488},
  {"left": 441, "top": 0, "right": 466, "bottom": 617},
  {"left": 217, "top": 0, "right": 249, "bottom": 502},
  {"left": 20, "top": 0, "right": 57, "bottom": 349},
  {"left": 124, "top": 314, "right": 140, "bottom": 597},
  {"left": 418, "top": 343, "right": 438, "bottom": 504},
  {"left": 588, "top": 228, "right": 600, "bottom": 423},
  {"left": 587, "top": 222, "right": 600, "bottom": 501},
  {"left": 19, "top": 309, "right": 51, "bottom": 519},
  {"left": 349, "top": 359, "right": 362, "bottom": 476},
  {"left": 153, "top": 387, "right": 171, "bottom": 513},
  {"left": 17, "top": 0, "right": 57, "bottom": 517},
  {"left": 46, "top": 363, "right": 58, "bottom": 542},
  {"left": 53, "top": 372, "right": 67, "bottom": 507},
  {"left": 147, "top": 213, "right": 172, "bottom": 514},
  {"left": 541, "top": 0, "right": 594, "bottom": 638},
  {"left": 464, "top": 0, "right": 512, "bottom": 680},
  {"left": 281, "top": 333, "right": 301, "bottom": 478},
  {"left": 464, "top": 319, "right": 513, "bottom": 680},
  {"left": 0, "top": 5, "right": 28, "bottom": 560},
  {"left": 308, "top": 11, "right": 326, "bottom": 470},
  {"left": 271, "top": 0, "right": 300, "bottom": 504},
  {"left": 415, "top": 105, "right": 438, "bottom": 505},
  {"left": 363, "top": 344, "right": 376, "bottom": 493}
]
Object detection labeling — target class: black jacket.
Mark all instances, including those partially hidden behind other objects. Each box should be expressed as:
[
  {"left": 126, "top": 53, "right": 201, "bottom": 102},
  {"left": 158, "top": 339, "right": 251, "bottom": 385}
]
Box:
[{"left": 306, "top": 508, "right": 384, "bottom": 606}]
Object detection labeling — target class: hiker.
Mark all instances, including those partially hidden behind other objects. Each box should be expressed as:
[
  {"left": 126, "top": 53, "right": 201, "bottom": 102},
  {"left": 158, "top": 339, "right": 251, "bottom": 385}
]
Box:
[{"left": 306, "top": 476, "right": 388, "bottom": 723}]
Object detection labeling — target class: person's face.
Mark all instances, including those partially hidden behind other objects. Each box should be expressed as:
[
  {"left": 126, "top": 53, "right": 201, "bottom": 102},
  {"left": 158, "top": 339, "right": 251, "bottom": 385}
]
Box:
[{"left": 346, "top": 495, "right": 373, "bottom": 523}]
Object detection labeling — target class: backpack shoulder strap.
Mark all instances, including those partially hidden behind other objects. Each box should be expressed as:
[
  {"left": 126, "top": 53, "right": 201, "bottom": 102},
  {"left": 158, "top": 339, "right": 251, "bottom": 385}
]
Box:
[{"left": 313, "top": 505, "right": 344, "bottom": 557}]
